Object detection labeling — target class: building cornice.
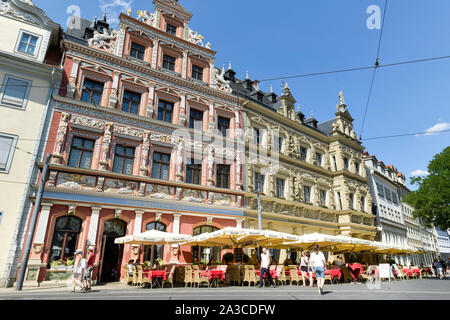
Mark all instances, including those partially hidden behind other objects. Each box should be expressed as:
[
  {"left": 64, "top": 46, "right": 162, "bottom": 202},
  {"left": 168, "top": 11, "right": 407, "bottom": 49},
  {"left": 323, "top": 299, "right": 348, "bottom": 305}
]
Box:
[{"left": 64, "top": 41, "right": 237, "bottom": 104}]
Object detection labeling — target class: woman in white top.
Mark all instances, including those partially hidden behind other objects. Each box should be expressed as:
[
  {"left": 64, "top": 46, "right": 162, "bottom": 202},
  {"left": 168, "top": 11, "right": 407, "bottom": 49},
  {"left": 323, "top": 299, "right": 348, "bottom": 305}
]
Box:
[
  {"left": 300, "top": 252, "right": 309, "bottom": 287},
  {"left": 71, "top": 249, "right": 86, "bottom": 293},
  {"left": 309, "top": 244, "right": 327, "bottom": 295}
]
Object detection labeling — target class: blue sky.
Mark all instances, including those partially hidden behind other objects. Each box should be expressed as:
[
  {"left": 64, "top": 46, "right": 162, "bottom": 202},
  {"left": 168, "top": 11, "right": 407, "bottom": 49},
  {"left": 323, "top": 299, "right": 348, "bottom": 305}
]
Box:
[{"left": 35, "top": 0, "right": 450, "bottom": 189}]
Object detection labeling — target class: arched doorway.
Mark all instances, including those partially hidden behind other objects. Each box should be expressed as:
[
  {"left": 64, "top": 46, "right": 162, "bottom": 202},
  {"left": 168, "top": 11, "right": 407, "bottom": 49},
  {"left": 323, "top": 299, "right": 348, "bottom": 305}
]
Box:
[{"left": 98, "top": 218, "right": 127, "bottom": 283}]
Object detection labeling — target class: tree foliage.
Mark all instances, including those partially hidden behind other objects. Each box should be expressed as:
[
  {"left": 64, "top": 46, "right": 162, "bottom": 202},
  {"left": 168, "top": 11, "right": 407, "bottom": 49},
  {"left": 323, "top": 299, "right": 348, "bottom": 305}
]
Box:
[{"left": 403, "top": 146, "right": 450, "bottom": 230}]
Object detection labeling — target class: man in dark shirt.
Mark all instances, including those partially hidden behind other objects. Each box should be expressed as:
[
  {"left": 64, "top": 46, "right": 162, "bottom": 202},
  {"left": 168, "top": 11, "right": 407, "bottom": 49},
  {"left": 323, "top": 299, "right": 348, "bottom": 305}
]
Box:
[{"left": 85, "top": 246, "right": 96, "bottom": 292}]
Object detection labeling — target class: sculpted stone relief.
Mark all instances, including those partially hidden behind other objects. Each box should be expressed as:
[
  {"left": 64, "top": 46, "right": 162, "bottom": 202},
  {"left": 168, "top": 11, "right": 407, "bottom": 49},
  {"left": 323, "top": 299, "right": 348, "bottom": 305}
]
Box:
[{"left": 88, "top": 30, "right": 119, "bottom": 54}]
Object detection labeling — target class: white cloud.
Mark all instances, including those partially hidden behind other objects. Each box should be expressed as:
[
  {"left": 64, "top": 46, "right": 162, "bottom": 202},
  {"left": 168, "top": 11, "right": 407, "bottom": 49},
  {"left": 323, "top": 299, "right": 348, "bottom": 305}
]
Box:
[
  {"left": 410, "top": 170, "right": 429, "bottom": 176},
  {"left": 424, "top": 122, "right": 450, "bottom": 135},
  {"left": 98, "top": 0, "right": 133, "bottom": 27}
]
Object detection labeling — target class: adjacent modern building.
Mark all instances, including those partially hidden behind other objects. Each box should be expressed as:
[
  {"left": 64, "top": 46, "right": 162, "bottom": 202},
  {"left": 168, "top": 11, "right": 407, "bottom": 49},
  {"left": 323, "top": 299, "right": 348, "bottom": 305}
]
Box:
[
  {"left": 0, "top": 0, "right": 62, "bottom": 287},
  {"left": 364, "top": 153, "right": 438, "bottom": 266},
  {"left": 435, "top": 227, "right": 450, "bottom": 260}
]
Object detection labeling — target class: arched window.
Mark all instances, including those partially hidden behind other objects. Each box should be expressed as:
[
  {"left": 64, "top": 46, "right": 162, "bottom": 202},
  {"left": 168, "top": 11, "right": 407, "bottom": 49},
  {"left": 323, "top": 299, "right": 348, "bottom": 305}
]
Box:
[
  {"left": 192, "top": 225, "right": 219, "bottom": 264},
  {"left": 144, "top": 221, "right": 166, "bottom": 264},
  {"left": 49, "top": 216, "right": 82, "bottom": 262}
]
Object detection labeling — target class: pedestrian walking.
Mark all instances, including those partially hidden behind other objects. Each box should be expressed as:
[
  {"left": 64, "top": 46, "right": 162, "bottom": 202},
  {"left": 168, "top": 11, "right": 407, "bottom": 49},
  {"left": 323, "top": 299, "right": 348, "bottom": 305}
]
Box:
[
  {"left": 306, "top": 252, "right": 314, "bottom": 287},
  {"left": 257, "top": 248, "right": 276, "bottom": 288},
  {"left": 300, "top": 252, "right": 309, "bottom": 287},
  {"left": 440, "top": 257, "right": 447, "bottom": 278},
  {"left": 84, "top": 246, "right": 95, "bottom": 292},
  {"left": 309, "top": 244, "right": 327, "bottom": 295},
  {"left": 433, "top": 259, "right": 443, "bottom": 279},
  {"left": 71, "top": 249, "right": 86, "bottom": 293}
]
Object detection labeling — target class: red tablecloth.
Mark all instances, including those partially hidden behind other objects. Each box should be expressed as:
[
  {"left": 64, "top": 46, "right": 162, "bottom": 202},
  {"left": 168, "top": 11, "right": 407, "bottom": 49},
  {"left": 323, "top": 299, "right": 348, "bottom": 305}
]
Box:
[
  {"left": 302, "top": 269, "right": 342, "bottom": 280},
  {"left": 149, "top": 270, "right": 167, "bottom": 281},
  {"left": 207, "top": 270, "right": 225, "bottom": 281},
  {"left": 347, "top": 263, "right": 363, "bottom": 281},
  {"left": 255, "top": 269, "right": 277, "bottom": 279}
]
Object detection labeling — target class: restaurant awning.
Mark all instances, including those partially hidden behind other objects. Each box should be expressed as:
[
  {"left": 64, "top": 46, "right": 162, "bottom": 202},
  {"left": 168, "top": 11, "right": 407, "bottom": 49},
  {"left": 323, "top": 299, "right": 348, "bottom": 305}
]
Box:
[
  {"left": 114, "top": 230, "right": 192, "bottom": 245},
  {"left": 180, "top": 227, "right": 301, "bottom": 248}
]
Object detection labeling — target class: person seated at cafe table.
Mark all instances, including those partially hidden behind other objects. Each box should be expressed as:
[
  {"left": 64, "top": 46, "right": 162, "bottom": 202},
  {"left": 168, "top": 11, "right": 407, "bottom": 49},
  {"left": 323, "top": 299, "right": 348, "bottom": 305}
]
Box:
[
  {"left": 127, "top": 260, "right": 134, "bottom": 277},
  {"left": 335, "top": 256, "right": 344, "bottom": 267}
]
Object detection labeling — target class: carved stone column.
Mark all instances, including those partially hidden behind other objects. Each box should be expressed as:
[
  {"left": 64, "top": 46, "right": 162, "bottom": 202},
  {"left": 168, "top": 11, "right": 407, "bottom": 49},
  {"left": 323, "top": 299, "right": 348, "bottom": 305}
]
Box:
[
  {"left": 109, "top": 71, "right": 121, "bottom": 109},
  {"left": 181, "top": 50, "right": 188, "bottom": 79},
  {"left": 209, "top": 58, "right": 216, "bottom": 89},
  {"left": 170, "top": 213, "right": 183, "bottom": 263},
  {"left": 87, "top": 207, "right": 101, "bottom": 247},
  {"left": 147, "top": 84, "right": 156, "bottom": 118},
  {"left": 99, "top": 123, "right": 113, "bottom": 171},
  {"left": 51, "top": 113, "right": 70, "bottom": 164},
  {"left": 208, "top": 102, "right": 216, "bottom": 132},
  {"left": 115, "top": 23, "right": 127, "bottom": 57},
  {"left": 179, "top": 94, "right": 187, "bottom": 126},
  {"left": 151, "top": 39, "right": 160, "bottom": 69},
  {"left": 140, "top": 132, "right": 150, "bottom": 176},
  {"left": 66, "top": 58, "right": 81, "bottom": 98},
  {"left": 34, "top": 204, "right": 53, "bottom": 246}
]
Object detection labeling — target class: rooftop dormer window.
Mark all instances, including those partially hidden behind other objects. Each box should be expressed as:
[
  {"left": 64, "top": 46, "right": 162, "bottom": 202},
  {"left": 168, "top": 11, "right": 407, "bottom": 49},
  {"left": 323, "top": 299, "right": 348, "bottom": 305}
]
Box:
[
  {"left": 246, "top": 82, "right": 252, "bottom": 91},
  {"left": 257, "top": 93, "right": 263, "bottom": 102}
]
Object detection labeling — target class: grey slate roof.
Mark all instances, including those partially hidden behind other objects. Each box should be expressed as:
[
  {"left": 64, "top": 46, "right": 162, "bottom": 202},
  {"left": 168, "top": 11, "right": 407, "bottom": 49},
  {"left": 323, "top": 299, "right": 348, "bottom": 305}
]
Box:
[
  {"left": 66, "top": 17, "right": 93, "bottom": 39},
  {"left": 317, "top": 119, "right": 336, "bottom": 137}
]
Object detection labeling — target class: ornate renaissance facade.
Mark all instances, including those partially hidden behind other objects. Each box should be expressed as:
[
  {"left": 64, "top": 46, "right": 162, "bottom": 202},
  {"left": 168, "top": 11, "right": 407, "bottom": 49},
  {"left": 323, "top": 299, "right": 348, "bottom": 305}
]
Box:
[
  {"left": 223, "top": 67, "right": 377, "bottom": 251},
  {"left": 15, "top": 0, "right": 246, "bottom": 286}
]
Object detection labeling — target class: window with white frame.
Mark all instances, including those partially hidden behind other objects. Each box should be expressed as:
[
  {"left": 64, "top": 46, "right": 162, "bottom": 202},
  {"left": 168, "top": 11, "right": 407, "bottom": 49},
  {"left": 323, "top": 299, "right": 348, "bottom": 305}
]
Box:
[
  {"left": 15, "top": 30, "right": 42, "bottom": 58},
  {"left": 315, "top": 152, "right": 323, "bottom": 166},
  {"left": 0, "top": 133, "right": 18, "bottom": 173},
  {"left": 276, "top": 178, "right": 285, "bottom": 198},
  {"left": 319, "top": 189, "right": 327, "bottom": 206},
  {"left": 254, "top": 172, "right": 265, "bottom": 193},
  {"left": 299, "top": 145, "right": 308, "bottom": 161},
  {"left": 303, "top": 185, "right": 311, "bottom": 203},
  {"left": 0, "top": 75, "right": 32, "bottom": 109}
]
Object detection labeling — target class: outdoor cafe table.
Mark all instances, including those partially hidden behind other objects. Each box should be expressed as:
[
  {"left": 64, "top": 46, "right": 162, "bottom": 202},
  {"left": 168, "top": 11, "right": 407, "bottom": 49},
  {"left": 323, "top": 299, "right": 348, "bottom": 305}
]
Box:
[
  {"left": 347, "top": 263, "right": 363, "bottom": 282},
  {"left": 202, "top": 270, "right": 225, "bottom": 287},
  {"left": 402, "top": 268, "right": 421, "bottom": 277},
  {"left": 143, "top": 270, "right": 167, "bottom": 288}
]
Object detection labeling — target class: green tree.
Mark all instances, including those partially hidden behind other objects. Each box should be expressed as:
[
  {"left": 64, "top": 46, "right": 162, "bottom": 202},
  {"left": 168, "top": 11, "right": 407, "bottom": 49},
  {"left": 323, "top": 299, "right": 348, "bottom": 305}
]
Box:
[{"left": 403, "top": 146, "right": 450, "bottom": 230}]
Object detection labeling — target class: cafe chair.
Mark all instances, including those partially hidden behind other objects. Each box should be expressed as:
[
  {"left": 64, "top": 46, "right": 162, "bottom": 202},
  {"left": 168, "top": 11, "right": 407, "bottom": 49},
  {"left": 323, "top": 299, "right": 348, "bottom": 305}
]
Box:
[
  {"left": 275, "top": 265, "right": 287, "bottom": 286},
  {"left": 241, "top": 265, "right": 256, "bottom": 287},
  {"left": 183, "top": 265, "right": 194, "bottom": 287},
  {"left": 288, "top": 265, "right": 301, "bottom": 286},
  {"left": 123, "top": 264, "right": 132, "bottom": 285},
  {"left": 163, "top": 265, "right": 176, "bottom": 288},
  {"left": 192, "top": 266, "right": 209, "bottom": 288},
  {"left": 131, "top": 265, "right": 139, "bottom": 286},
  {"left": 136, "top": 265, "right": 151, "bottom": 288}
]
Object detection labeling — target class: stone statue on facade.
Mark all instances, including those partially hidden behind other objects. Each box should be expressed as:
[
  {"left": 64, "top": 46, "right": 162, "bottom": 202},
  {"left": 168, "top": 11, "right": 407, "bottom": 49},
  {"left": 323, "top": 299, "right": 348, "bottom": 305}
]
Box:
[
  {"left": 136, "top": 10, "right": 155, "bottom": 25},
  {"left": 88, "top": 30, "right": 118, "bottom": 53},
  {"left": 214, "top": 66, "right": 232, "bottom": 93}
]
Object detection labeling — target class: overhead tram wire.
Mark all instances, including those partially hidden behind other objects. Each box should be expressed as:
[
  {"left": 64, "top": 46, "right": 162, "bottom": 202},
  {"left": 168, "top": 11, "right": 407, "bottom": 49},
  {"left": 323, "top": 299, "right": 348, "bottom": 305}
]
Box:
[
  {"left": 359, "top": 0, "right": 388, "bottom": 141},
  {"left": 361, "top": 129, "right": 450, "bottom": 141}
]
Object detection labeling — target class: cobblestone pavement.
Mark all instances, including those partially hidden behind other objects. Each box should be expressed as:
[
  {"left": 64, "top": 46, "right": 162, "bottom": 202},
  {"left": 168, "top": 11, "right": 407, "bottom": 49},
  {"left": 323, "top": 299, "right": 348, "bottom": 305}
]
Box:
[{"left": 0, "top": 278, "right": 449, "bottom": 300}]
